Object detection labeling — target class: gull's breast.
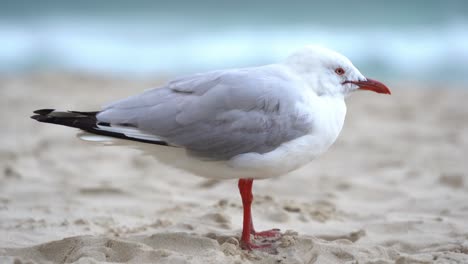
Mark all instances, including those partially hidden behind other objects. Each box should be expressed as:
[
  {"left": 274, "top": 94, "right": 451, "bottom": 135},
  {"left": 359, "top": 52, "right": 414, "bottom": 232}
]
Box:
[{"left": 228, "top": 96, "right": 347, "bottom": 178}]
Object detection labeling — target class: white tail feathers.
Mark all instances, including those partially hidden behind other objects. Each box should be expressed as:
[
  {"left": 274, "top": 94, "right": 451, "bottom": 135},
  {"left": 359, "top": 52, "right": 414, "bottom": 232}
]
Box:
[{"left": 95, "top": 124, "right": 166, "bottom": 142}]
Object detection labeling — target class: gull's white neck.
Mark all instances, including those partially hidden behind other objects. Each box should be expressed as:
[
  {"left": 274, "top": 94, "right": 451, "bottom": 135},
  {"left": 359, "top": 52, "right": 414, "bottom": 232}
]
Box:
[{"left": 297, "top": 90, "right": 347, "bottom": 153}]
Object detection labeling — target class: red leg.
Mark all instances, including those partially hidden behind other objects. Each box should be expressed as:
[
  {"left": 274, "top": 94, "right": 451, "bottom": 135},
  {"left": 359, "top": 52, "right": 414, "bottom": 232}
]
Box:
[
  {"left": 238, "top": 179, "right": 279, "bottom": 250},
  {"left": 238, "top": 178, "right": 254, "bottom": 248}
]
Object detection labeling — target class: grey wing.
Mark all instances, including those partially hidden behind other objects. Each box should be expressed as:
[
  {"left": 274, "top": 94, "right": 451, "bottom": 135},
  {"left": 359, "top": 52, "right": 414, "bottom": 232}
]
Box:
[{"left": 97, "top": 65, "right": 313, "bottom": 160}]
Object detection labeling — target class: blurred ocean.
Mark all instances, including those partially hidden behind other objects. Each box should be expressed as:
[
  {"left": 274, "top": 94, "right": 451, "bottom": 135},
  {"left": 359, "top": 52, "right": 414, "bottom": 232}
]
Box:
[{"left": 1, "top": 0, "right": 467, "bottom": 82}]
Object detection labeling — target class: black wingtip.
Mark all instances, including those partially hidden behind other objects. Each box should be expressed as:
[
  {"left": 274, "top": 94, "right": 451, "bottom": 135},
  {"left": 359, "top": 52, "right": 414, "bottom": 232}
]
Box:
[
  {"left": 33, "top": 109, "right": 55, "bottom": 115},
  {"left": 31, "top": 109, "right": 171, "bottom": 147},
  {"left": 31, "top": 114, "right": 51, "bottom": 122}
]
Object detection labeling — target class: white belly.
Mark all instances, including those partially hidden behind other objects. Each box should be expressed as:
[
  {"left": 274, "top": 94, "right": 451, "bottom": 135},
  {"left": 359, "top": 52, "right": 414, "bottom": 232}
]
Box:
[{"left": 123, "top": 136, "right": 326, "bottom": 180}]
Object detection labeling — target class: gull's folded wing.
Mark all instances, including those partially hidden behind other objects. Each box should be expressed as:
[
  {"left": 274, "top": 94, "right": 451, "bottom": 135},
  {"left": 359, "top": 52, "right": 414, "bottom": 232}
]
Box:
[{"left": 96, "top": 65, "right": 314, "bottom": 160}]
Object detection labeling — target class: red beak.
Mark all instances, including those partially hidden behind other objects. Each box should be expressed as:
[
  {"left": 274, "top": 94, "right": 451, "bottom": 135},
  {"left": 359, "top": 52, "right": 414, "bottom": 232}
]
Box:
[{"left": 344, "top": 78, "right": 391, "bottom": 95}]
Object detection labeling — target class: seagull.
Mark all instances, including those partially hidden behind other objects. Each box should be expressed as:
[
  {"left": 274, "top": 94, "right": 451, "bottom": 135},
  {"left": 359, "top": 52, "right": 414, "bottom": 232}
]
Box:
[{"left": 31, "top": 45, "right": 390, "bottom": 250}]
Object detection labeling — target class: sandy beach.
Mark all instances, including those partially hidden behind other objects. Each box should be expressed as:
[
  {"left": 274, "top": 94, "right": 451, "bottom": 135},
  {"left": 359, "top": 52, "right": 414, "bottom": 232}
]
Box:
[{"left": 0, "top": 73, "right": 467, "bottom": 263}]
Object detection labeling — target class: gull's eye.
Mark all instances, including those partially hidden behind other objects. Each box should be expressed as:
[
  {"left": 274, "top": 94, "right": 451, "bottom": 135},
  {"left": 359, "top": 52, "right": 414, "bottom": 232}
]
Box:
[{"left": 335, "top": 67, "right": 345, "bottom": 76}]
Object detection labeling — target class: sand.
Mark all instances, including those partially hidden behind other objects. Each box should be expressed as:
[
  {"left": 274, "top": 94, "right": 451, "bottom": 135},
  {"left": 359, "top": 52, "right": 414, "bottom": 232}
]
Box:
[{"left": 0, "top": 73, "right": 467, "bottom": 264}]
